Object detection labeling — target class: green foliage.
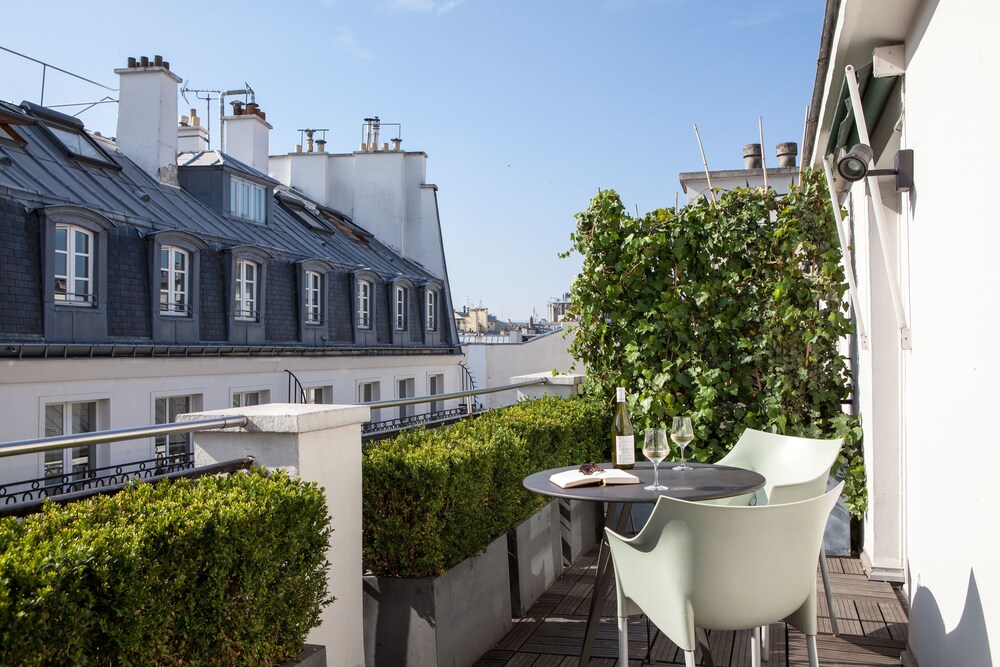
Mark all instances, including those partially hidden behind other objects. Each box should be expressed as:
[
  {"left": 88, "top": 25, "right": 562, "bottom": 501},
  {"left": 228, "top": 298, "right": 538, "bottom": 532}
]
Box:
[
  {"left": 566, "top": 170, "right": 867, "bottom": 517},
  {"left": 363, "top": 395, "right": 609, "bottom": 577},
  {"left": 0, "top": 469, "right": 332, "bottom": 667}
]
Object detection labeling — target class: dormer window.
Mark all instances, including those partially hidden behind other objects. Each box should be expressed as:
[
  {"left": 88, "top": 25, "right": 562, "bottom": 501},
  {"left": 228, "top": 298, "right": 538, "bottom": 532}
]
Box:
[
  {"left": 305, "top": 271, "right": 323, "bottom": 324},
  {"left": 235, "top": 259, "right": 259, "bottom": 321},
  {"left": 357, "top": 279, "right": 372, "bottom": 329},
  {"left": 230, "top": 176, "right": 267, "bottom": 223},
  {"left": 395, "top": 286, "right": 407, "bottom": 331},
  {"left": 159, "top": 246, "right": 189, "bottom": 315},
  {"left": 426, "top": 289, "right": 438, "bottom": 331},
  {"left": 54, "top": 224, "right": 94, "bottom": 305}
]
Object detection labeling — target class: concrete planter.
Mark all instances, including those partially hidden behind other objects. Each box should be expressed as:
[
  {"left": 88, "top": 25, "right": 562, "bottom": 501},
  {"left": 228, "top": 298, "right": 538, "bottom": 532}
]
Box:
[
  {"left": 279, "top": 645, "right": 327, "bottom": 667},
  {"left": 559, "top": 497, "right": 601, "bottom": 566},
  {"left": 363, "top": 534, "right": 511, "bottom": 667},
  {"left": 508, "top": 501, "right": 563, "bottom": 616}
]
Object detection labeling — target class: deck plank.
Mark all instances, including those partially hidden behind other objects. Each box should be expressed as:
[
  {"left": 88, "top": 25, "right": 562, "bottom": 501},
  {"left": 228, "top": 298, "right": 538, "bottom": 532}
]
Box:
[{"left": 476, "top": 551, "right": 906, "bottom": 667}]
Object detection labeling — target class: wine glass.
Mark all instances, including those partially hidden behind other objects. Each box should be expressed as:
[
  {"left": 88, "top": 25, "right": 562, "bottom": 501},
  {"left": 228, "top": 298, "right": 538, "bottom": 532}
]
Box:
[
  {"left": 643, "top": 429, "right": 669, "bottom": 491},
  {"left": 671, "top": 416, "right": 694, "bottom": 471}
]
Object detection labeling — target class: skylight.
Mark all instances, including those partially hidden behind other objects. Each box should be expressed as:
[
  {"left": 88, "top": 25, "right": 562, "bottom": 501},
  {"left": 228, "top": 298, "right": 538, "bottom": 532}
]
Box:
[{"left": 44, "top": 122, "right": 116, "bottom": 167}]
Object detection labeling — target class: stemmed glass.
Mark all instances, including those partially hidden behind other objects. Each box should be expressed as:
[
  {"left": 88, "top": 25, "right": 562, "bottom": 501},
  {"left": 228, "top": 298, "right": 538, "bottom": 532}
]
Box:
[
  {"left": 671, "top": 416, "right": 694, "bottom": 471},
  {"left": 643, "top": 428, "right": 669, "bottom": 491}
]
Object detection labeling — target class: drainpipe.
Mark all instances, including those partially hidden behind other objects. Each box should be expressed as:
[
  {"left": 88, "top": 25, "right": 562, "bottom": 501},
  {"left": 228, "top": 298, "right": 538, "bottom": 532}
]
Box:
[{"left": 219, "top": 84, "right": 254, "bottom": 153}]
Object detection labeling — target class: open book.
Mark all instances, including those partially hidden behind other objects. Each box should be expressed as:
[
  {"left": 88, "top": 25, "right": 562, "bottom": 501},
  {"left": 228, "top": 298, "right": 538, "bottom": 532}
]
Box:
[{"left": 549, "top": 467, "right": 640, "bottom": 489}]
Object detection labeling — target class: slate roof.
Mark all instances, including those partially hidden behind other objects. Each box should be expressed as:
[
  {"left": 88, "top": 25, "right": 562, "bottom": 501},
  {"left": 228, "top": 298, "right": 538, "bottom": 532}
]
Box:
[{"left": 0, "top": 100, "right": 439, "bottom": 284}]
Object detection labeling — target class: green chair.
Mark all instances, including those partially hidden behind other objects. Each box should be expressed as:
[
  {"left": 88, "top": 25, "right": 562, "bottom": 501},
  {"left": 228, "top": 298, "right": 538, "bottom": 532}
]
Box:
[
  {"left": 710, "top": 428, "right": 844, "bottom": 637},
  {"left": 606, "top": 482, "right": 844, "bottom": 667}
]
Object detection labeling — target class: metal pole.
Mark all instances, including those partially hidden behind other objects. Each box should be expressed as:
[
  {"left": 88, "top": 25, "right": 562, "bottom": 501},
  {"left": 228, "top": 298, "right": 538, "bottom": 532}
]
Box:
[
  {"left": 844, "top": 64, "right": 911, "bottom": 348},
  {"left": 364, "top": 377, "right": 547, "bottom": 409},
  {"left": 822, "top": 155, "right": 868, "bottom": 349}
]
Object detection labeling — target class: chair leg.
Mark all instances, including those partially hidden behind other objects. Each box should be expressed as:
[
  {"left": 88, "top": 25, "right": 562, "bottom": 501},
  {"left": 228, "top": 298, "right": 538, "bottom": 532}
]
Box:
[
  {"left": 750, "top": 626, "right": 762, "bottom": 667},
  {"left": 761, "top": 624, "right": 769, "bottom": 659},
  {"left": 618, "top": 616, "right": 628, "bottom": 667},
  {"left": 819, "top": 552, "right": 840, "bottom": 636},
  {"left": 806, "top": 634, "right": 819, "bottom": 667},
  {"left": 684, "top": 650, "right": 697, "bottom": 667}
]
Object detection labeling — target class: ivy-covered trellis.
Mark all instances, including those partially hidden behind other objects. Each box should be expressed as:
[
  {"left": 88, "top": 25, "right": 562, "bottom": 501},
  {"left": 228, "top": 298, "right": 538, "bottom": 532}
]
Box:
[{"left": 563, "top": 170, "right": 866, "bottom": 517}]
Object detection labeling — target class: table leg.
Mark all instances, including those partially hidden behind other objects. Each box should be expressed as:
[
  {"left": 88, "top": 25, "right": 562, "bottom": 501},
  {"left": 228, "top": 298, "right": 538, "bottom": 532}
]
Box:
[{"left": 580, "top": 501, "right": 632, "bottom": 666}]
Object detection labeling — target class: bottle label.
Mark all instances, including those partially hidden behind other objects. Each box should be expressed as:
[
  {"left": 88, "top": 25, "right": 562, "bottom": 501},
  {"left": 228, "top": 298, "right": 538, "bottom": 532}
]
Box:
[
  {"left": 616, "top": 387, "right": 625, "bottom": 402},
  {"left": 615, "top": 435, "right": 635, "bottom": 465}
]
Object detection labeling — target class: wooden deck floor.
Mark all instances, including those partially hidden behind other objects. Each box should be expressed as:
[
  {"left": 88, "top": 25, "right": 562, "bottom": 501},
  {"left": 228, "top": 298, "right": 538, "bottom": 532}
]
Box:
[{"left": 475, "top": 552, "right": 907, "bottom": 667}]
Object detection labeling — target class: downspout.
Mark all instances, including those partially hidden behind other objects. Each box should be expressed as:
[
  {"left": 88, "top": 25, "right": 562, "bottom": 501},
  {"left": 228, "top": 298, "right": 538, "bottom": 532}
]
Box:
[
  {"left": 218, "top": 85, "right": 254, "bottom": 153},
  {"left": 802, "top": 0, "right": 842, "bottom": 166}
]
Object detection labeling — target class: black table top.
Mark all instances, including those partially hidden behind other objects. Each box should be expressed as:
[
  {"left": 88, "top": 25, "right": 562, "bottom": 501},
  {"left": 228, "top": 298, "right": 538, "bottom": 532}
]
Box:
[{"left": 523, "top": 461, "right": 765, "bottom": 504}]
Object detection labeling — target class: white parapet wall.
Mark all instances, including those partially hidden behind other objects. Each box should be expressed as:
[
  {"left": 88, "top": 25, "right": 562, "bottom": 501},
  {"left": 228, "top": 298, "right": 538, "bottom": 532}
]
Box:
[
  {"left": 510, "top": 372, "right": 585, "bottom": 401},
  {"left": 181, "top": 403, "right": 370, "bottom": 667}
]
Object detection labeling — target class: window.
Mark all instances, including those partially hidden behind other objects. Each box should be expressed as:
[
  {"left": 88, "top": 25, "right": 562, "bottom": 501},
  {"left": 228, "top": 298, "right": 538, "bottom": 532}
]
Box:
[
  {"left": 155, "top": 396, "right": 191, "bottom": 460},
  {"left": 305, "top": 270, "right": 323, "bottom": 324},
  {"left": 230, "top": 176, "right": 267, "bottom": 223},
  {"left": 43, "top": 401, "right": 96, "bottom": 486},
  {"left": 303, "top": 387, "right": 326, "bottom": 404},
  {"left": 426, "top": 290, "right": 438, "bottom": 330},
  {"left": 233, "top": 390, "right": 268, "bottom": 408},
  {"left": 395, "top": 286, "right": 407, "bottom": 330},
  {"left": 54, "top": 224, "right": 94, "bottom": 305},
  {"left": 429, "top": 374, "right": 445, "bottom": 414},
  {"left": 235, "top": 259, "right": 258, "bottom": 321},
  {"left": 357, "top": 280, "right": 372, "bottom": 329},
  {"left": 397, "top": 378, "right": 415, "bottom": 419},
  {"left": 45, "top": 123, "right": 115, "bottom": 165},
  {"left": 358, "top": 381, "right": 380, "bottom": 422},
  {"left": 159, "top": 246, "right": 190, "bottom": 315}
]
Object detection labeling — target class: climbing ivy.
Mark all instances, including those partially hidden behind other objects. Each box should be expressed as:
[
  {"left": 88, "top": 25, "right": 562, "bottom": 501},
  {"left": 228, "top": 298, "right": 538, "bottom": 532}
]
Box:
[{"left": 564, "top": 170, "right": 867, "bottom": 517}]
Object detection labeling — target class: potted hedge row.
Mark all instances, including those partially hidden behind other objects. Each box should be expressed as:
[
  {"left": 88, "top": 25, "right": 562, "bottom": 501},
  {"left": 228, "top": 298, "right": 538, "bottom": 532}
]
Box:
[
  {"left": 362, "top": 395, "right": 609, "bottom": 667},
  {"left": 0, "top": 469, "right": 332, "bottom": 667}
]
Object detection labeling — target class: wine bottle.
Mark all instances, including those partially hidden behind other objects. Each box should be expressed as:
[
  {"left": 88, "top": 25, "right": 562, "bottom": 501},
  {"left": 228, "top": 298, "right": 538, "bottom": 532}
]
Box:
[{"left": 611, "top": 387, "right": 635, "bottom": 469}]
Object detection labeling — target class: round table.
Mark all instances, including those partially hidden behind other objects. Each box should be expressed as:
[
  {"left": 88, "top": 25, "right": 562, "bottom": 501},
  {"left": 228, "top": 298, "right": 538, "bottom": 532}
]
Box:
[{"left": 523, "top": 461, "right": 765, "bottom": 666}]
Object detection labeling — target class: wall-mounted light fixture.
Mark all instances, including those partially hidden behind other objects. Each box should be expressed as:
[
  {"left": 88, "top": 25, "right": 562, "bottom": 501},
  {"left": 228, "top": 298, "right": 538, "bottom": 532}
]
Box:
[{"left": 837, "top": 143, "right": 913, "bottom": 192}]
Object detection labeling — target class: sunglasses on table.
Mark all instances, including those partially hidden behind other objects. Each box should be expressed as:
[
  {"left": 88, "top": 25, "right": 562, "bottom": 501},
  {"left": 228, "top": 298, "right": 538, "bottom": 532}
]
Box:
[{"left": 578, "top": 462, "right": 603, "bottom": 475}]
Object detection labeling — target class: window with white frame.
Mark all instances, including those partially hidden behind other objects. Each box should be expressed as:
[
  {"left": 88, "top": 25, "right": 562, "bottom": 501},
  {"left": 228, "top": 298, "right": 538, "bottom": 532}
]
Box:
[
  {"left": 303, "top": 386, "right": 327, "bottom": 404},
  {"left": 54, "top": 224, "right": 94, "bottom": 305},
  {"left": 43, "top": 400, "right": 97, "bottom": 485},
  {"left": 426, "top": 290, "right": 438, "bottom": 331},
  {"left": 232, "top": 390, "right": 268, "bottom": 408},
  {"left": 357, "top": 279, "right": 372, "bottom": 329},
  {"left": 397, "top": 377, "right": 415, "bottom": 419},
  {"left": 395, "top": 286, "right": 407, "bottom": 330},
  {"left": 429, "top": 374, "right": 445, "bottom": 414},
  {"left": 230, "top": 176, "right": 267, "bottom": 223},
  {"left": 305, "top": 270, "right": 323, "bottom": 324},
  {"left": 159, "top": 246, "right": 190, "bottom": 315},
  {"left": 235, "top": 259, "right": 259, "bottom": 321},
  {"left": 155, "top": 395, "right": 194, "bottom": 460},
  {"left": 358, "top": 381, "right": 380, "bottom": 422}
]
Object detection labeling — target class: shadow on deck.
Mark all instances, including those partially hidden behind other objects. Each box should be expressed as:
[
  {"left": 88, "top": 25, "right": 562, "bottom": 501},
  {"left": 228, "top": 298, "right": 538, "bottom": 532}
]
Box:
[{"left": 476, "top": 552, "right": 907, "bottom": 667}]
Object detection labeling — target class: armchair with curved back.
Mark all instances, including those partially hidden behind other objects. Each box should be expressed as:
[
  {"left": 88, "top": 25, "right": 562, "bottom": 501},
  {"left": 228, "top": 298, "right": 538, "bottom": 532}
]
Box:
[
  {"left": 606, "top": 482, "right": 845, "bottom": 667},
  {"left": 707, "top": 428, "right": 844, "bottom": 637}
]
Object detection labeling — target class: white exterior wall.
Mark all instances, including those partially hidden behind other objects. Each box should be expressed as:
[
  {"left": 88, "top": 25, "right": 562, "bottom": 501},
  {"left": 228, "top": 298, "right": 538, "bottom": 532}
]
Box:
[
  {"left": 0, "top": 355, "right": 464, "bottom": 487},
  {"left": 462, "top": 327, "right": 579, "bottom": 410},
  {"left": 812, "top": 1, "right": 999, "bottom": 663},
  {"left": 897, "top": 2, "right": 998, "bottom": 664},
  {"left": 115, "top": 65, "right": 182, "bottom": 182}
]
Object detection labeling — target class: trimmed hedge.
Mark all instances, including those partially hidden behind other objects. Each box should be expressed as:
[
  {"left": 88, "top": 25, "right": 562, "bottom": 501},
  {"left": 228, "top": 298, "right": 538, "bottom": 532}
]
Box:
[
  {"left": 0, "top": 469, "right": 332, "bottom": 667},
  {"left": 363, "top": 395, "right": 609, "bottom": 578}
]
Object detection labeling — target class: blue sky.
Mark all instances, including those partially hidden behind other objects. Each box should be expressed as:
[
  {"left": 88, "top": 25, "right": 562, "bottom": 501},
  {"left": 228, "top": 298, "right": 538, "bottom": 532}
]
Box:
[{"left": 2, "top": 0, "right": 824, "bottom": 321}]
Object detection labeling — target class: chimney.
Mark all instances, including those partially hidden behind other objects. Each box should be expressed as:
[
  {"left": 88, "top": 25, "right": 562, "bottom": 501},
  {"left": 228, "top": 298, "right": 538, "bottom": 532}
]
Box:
[
  {"left": 177, "top": 107, "right": 209, "bottom": 153},
  {"left": 115, "top": 55, "right": 182, "bottom": 184},
  {"left": 224, "top": 102, "right": 272, "bottom": 174},
  {"left": 742, "top": 143, "right": 762, "bottom": 169},
  {"left": 775, "top": 142, "right": 798, "bottom": 167}
]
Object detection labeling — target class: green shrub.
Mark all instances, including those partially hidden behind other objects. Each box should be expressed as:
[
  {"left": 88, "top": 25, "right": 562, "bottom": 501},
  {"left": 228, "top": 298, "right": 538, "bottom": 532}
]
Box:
[
  {"left": 0, "top": 469, "right": 332, "bottom": 667},
  {"left": 362, "top": 395, "right": 609, "bottom": 577}
]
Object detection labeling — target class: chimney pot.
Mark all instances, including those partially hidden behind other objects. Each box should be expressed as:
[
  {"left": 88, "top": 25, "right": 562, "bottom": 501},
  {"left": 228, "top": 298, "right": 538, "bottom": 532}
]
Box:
[
  {"left": 127, "top": 56, "right": 137, "bottom": 68},
  {"left": 742, "top": 143, "right": 762, "bottom": 169},
  {"left": 775, "top": 142, "right": 798, "bottom": 168},
  {"left": 180, "top": 115, "right": 189, "bottom": 126},
  {"left": 316, "top": 139, "right": 327, "bottom": 153},
  {"left": 163, "top": 61, "right": 170, "bottom": 71},
  {"left": 295, "top": 144, "right": 302, "bottom": 153},
  {"left": 391, "top": 138, "right": 402, "bottom": 151},
  {"left": 140, "top": 56, "right": 149, "bottom": 67},
  {"left": 154, "top": 55, "right": 163, "bottom": 67}
]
